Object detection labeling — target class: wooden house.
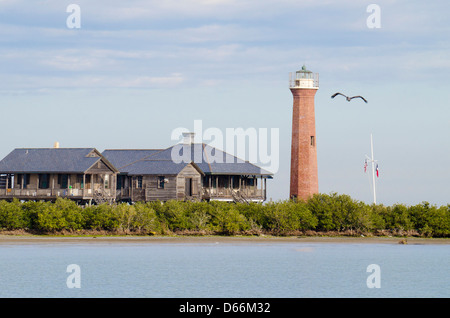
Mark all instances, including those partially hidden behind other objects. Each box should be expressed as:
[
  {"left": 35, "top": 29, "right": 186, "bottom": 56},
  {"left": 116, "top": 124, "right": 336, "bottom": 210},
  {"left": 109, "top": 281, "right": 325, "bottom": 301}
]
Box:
[
  {"left": 102, "top": 135, "right": 273, "bottom": 203},
  {"left": 0, "top": 136, "right": 273, "bottom": 204},
  {"left": 102, "top": 149, "right": 204, "bottom": 202},
  {"left": 0, "top": 148, "right": 118, "bottom": 204}
]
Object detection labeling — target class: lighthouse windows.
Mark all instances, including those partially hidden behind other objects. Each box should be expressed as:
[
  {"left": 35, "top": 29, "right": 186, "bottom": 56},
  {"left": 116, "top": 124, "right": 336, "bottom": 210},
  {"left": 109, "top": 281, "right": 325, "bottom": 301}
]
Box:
[{"left": 310, "top": 136, "right": 315, "bottom": 147}]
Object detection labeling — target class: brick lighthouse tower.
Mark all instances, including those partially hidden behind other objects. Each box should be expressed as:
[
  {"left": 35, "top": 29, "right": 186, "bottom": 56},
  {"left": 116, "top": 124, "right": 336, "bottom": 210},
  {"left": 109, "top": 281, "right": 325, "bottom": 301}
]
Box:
[{"left": 289, "top": 65, "right": 319, "bottom": 200}]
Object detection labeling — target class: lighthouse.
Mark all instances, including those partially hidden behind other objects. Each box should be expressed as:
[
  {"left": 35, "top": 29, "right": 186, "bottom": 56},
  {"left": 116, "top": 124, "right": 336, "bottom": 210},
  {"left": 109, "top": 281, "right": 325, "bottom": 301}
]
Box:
[{"left": 289, "top": 65, "right": 319, "bottom": 201}]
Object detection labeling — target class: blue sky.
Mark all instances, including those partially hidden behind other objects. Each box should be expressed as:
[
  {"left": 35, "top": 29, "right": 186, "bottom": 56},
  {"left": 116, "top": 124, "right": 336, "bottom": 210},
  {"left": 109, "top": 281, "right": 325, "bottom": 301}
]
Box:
[{"left": 0, "top": 0, "right": 449, "bottom": 206}]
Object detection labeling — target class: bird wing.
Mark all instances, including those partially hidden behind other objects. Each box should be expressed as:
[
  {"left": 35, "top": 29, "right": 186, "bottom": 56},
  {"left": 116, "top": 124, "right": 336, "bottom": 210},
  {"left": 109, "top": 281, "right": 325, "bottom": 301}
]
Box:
[
  {"left": 350, "top": 96, "right": 368, "bottom": 103},
  {"left": 331, "top": 92, "right": 346, "bottom": 98}
]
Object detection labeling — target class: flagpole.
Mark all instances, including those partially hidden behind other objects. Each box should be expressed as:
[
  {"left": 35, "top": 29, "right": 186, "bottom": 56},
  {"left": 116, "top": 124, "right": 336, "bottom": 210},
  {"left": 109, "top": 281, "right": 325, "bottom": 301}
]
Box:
[
  {"left": 370, "top": 133, "right": 376, "bottom": 204},
  {"left": 365, "top": 133, "right": 377, "bottom": 204}
]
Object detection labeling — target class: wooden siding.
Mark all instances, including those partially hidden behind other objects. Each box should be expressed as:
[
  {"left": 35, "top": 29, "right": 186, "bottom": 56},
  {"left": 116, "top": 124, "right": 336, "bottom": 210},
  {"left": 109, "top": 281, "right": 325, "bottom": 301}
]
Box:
[
  {"left": 123, "top": 163, "right": 203, "bottom": 202},
  {"left": 86, "top": 160, "right": 114, "bottom": 174},
  {"left": 176, "top": 164, "right": 202, "bottom": 200},
  {"left": 144, "top": 175, "right": 177, "bottom": 202}
]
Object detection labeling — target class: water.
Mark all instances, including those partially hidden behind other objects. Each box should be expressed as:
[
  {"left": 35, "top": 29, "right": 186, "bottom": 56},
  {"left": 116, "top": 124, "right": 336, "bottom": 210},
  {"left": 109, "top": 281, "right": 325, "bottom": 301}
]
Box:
[{"left": 0, "top": 241, "right": 448, "bottom": 298}]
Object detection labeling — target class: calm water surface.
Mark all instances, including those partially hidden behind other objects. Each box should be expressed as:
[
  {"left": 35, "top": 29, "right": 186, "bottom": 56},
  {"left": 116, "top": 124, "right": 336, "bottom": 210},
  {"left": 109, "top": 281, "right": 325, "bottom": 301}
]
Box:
[{"left": 0, "top": 242, "right": 448, "bottom": 298}]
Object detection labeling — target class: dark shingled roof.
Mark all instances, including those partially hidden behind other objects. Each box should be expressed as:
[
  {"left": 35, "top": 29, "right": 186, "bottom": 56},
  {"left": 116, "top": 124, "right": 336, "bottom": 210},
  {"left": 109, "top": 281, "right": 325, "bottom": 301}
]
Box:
[
  {"left": 102, "top": 144, "right": 273, "bottom": 176},
  {"left": 0, "top": 144, "right": 273, "bottom": 176},
  {"left": 102, "top": 149, "right": 163, "bottom": 171},
  {"left": 0, "top": 148, "right": 109, "bottom": 173},
  {"left": 124, "top": 160, "right": 191, "bottom": 175}
]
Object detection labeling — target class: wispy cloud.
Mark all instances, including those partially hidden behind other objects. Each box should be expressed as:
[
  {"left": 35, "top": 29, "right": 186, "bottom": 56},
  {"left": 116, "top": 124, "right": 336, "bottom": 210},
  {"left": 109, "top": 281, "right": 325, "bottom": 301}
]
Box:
[
  {"left": 1, "top": 0, "right": 449, "bottom": 93},
  {"left": 0, "top": 73, "right": 185, "bottom": 93}
]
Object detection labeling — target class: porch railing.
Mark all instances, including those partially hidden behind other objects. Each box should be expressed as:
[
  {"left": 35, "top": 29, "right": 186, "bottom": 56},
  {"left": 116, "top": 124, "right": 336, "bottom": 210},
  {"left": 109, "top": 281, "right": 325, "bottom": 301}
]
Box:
[
  {"left": 202, "top": 187, "right": 264, "bottom": 199},
  {"left": 0, "top": 188, "right": 113, "bottom": 199}
]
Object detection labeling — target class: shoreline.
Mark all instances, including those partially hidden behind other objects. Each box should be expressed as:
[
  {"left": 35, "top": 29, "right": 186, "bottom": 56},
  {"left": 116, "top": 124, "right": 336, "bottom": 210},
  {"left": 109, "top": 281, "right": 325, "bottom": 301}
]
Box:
[{"left": 0, "top": 234, "right": 448, "bottom": 245}]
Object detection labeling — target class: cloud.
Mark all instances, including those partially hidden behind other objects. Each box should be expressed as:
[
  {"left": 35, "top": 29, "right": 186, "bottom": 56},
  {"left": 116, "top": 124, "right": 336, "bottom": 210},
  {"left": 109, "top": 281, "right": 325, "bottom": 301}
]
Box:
[
  {"left": 40, "top": 54, "right": 101, "bottom": 71},
  {"left": 0, "top": 72, "right": 185, "bottom": 93},
  {"left": 1, "top": 0, "right": 449, "bottom": 94}
]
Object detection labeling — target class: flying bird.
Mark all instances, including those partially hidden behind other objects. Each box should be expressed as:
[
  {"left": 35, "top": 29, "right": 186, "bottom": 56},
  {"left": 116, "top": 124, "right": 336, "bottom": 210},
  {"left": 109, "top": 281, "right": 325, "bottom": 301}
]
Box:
[{"left": 331, "top": 92, "right": 368, "bottom": 103}]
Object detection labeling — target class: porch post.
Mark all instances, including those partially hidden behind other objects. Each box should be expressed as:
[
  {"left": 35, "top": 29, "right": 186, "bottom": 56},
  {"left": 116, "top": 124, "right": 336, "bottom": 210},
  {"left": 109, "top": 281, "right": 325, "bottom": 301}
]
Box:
[
  {"left": 208, "top": 175, "right": 211, "bottom": 196},
  {"left": 260, "top": 176, "right": 262, "bottom": 198},
  {"left": 83, "top": 174, "right": 86, "bottom": 197},
  {"left": 131, "top": 176, "right": 133, "bottom": 199},
  {"left": 113, "top": 174, "right": 116, "bottom": 199},
  {"left": 264, "top": 177, "right": 267, "bottom": 201}
]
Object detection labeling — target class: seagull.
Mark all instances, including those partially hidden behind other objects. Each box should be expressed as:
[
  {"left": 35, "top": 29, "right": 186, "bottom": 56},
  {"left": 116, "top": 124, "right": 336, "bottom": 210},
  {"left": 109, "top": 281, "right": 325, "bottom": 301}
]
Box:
[{"left": 331, "top": 92, "right": 368, "bottom": 103}]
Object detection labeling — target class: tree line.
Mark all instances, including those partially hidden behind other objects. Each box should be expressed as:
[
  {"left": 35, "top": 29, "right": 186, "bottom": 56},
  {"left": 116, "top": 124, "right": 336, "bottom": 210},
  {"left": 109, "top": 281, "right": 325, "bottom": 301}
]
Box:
[{"left": 0, "top": 193, "right": 448, "bottom": 237}]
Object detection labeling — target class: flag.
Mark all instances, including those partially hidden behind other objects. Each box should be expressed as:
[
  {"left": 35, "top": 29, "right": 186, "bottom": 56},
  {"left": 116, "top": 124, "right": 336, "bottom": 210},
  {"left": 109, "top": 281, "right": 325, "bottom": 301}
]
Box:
[
  {"left": 364, "top": 160, "right": 368, "bottom": 173},
  {"left": 376, "top": 164, "right": 379, "bottom": 177}
]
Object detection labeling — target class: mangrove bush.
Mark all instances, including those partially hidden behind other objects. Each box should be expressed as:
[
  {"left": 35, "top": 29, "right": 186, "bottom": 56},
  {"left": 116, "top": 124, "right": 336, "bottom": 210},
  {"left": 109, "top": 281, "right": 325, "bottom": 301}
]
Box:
[{"left": 0, "top": 194, "right": 448, "bottom": 237}]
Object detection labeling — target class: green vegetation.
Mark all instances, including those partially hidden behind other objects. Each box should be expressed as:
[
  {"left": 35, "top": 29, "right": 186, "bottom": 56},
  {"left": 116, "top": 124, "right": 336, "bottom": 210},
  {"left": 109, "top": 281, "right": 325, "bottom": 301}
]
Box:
[{"left": 0, "top": 193, "right": 449, "bottom": 237}]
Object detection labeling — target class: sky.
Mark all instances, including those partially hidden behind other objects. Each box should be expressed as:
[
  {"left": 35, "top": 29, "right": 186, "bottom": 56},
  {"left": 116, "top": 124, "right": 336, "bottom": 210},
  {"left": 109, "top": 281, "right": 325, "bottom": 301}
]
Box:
[{"left": 0, "top": 0, "right": 449, "bottom": 206}]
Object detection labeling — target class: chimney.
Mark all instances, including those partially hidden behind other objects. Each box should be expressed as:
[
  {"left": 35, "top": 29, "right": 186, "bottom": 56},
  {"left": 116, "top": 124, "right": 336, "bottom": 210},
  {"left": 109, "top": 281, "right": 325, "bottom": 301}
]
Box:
[
  {"left": 54, "top": 142, "right": 60, "bottom": 148},
  {"left": 182, "top": 132, "right": 195, "bottom": 145}
]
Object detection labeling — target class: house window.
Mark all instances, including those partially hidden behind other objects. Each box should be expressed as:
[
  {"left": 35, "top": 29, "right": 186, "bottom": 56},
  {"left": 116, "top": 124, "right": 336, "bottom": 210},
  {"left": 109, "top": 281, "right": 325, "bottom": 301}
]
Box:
[
  {"left": 16, "top": 174, "right": 24, "bottom": 188},
  {"left": 232, "top": 176, "right": 239, "bottom": 189},
  {"left": 158, "top": 176, "right": 165, "bottom": 189},
  {"left": 310, "top": 136, "right": 315, "bottom": 147},
  {"left": 58, "top": 174, "right": 69, "bottom": 189},
  {"left": 1, "top": 174, "right": 12, "bottom": 189},
  {"left": 137, "top": 176, "right": 143, "bottom": 189},
  {"left": 0, "top": 174, "right": 8, "bottom": 189},
  {"left": 218, "top": 176, "right": 228, "bottom": 188},
  {"left": 203, "top": 176, "right": 209, "bottom": 187},
  {"left": 117, "top": 175, "right": 123, "bottom": 190},
  {"left": 18, "top": 174, "right": 31, "bottom": 189},
  {"left": 85, "top": 175, "right": 91, "bottom": 189},
  {"left": 38, "top": 174, "right": 50, "bottom": 189},
  {"left": 104, "top": 174, "right": 109, "bottom": 189},
  {"left": 86, "top": 151, "right": 99, "bottom": 158},
  {"left": 16, "top": 174, "right": 22, "bottom": 188},
  {"left": 77, "top": 174, "right": 84, "bottom": 189}
]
